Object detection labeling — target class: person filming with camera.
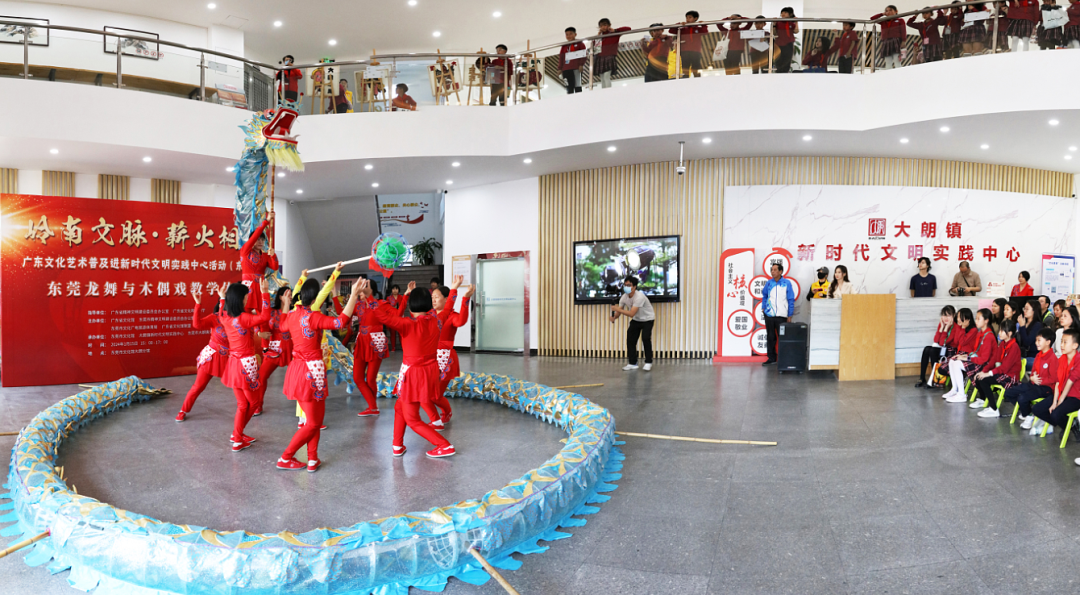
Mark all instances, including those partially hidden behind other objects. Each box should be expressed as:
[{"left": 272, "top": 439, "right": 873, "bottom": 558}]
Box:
[
  {"left": 610, "top": 276, "right": 655, "bottom": 372},
  {"left": 949, "top": 261, "right": 982, "bottom": 297}
]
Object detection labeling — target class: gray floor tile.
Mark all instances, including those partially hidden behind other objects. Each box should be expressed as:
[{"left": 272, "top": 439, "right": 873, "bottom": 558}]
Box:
[
  {"left": 584, "top": 515, "right": 721, "bottom": 575},
  {"left": 846, "top": 560, "right": 993, "bottom": 595},
  {"left": 966, "top": 538, "right": 1080, "bottom": 594},
  {"left": 927, "top": 500, "right": 1066, "bottom": 559},
  {"left": 832, "top": 512, "right": 963, "bottom": 574},
  {"left": 712, "top": 521, "right": 844, "bottom": 580},
  {"left": 568, "top": 564, "right": 709, "bottom": 595}
]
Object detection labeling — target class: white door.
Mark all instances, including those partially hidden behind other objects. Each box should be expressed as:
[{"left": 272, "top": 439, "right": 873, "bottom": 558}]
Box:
[{"left": 476, "top": 258, "right": 525, "bottom": 352}]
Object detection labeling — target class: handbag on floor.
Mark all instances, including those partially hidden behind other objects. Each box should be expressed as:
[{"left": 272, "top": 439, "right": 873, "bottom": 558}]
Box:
[{"left": 931, "top": 362, "right": 950, "bottom": 388}]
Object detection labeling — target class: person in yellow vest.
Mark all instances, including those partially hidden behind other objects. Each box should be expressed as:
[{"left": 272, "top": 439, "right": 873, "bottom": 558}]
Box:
[{"left": 806, "top": 266, "right": 830, "bottom": 301}]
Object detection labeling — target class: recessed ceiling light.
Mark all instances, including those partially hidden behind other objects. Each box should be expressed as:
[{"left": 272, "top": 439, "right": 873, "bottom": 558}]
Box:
[
  {"left": 207, "top": 3, "right": 216, "bottom": 8},
  {"left": 607, "top": 146, "right": 616, "bottom": 152},
  {"left": 364, "top": 164, "right": 373, "bottom": 170},
  {"left": 1067, "top": 155, "right": 1073, "bottom": 160},
  {"left": 408, "top": 0, "right": 417, "bottom": 5},
  {"left": 277, "top": 172, "right": 285, "bottom": 177},
  {"left": 432, "top": 31, "right": 441, "bottom": 37},
  {"left": 703, "top": 138, "right": 712, "bottom": 144},
  {"left": 523, "top": 158, "right": 533, "bottom": 164},
  {"left": 328, "top": 39, "right": 337, "bottom": 46},
  {"left": 492, "top": 11, "right": 502, "bottom": 17},
  {"left": 142, "top": 156, "right": 152, "bottom": 162},
  {"left": 980, "top": 144, "right": 989, "bottom": 150},
  {"left": 372, "top": 183, "right": 380, "bottom": 188},
  {"left": 802, "top": 135, "right": 812, "bottom": 141},
  {"left": 451, "top": 161, "right": 460, "bottom": 167},
  {"left": 900, "top": 138, "right": 909, "bottom": 144},
  {"left": 446, "top": 180, "right": 454, "bottom": 185},
  {"left": 1071, "top": 146, "right": 1078, "bottom": 152},
  {"left": 939, "top": 126, "right": 950, "bottom": 132},
  {"left": 49, "top": 148, "right": 58, "bottom": 154},
  {"left": 1050, "top": 119, "right": 1060, "bottom": 126},
  {"left": 273, "top": 20, "right": 282, "bottom": 27},
  {"left": 296, "top": 189, "right": 304, "bottom": 194}
]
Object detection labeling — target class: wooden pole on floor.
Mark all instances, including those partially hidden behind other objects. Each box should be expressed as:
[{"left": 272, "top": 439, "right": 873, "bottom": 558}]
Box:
[
  {"left": 551, "top": 383, "right": 604, "bottom": 389},
  {"left": 616, "top": 431, "right": 777, "bottom": 446},
  {"left": 467, "top": 548, "right": 521, "bottom": 595},
  {"left": 0, "top": 431, "right": 20, "bottom": 437},
  {"left": 0, "top": 531, "right": 49, "bottom": 560}
]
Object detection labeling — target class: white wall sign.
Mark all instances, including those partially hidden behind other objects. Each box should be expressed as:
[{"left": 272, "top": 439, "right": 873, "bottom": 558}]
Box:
[
  {"left": 376, "top": 193, "right": 442, "bottom": 247},
  {"left": 716, "top": 248, "right": 764, "bottom": 361}
]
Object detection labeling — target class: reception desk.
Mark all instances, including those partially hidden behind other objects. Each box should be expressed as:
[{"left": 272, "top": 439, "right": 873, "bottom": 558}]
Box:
[{"left": 808, "top": 296, "right": 986, "bottom": 378}]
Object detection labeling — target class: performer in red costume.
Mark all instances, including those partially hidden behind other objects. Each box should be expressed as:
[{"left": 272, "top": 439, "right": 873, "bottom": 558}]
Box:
[
  {"left": 351, "top": 282, "right": 405, "bottom": 417},
  {"left": 430, "top": 276, "right": 474, "bottom": 430},
  {"left": 218, "top": 278, "right": 273, "bottom": 452},
  {"left": 385, "top": 284, "right": 402, "bottom": 351},
  {"left": 176, "top": 289, "right": 230, "bottom": 422},
  {"left": 240, "top": 213, "right": 279, "bottom": 312},
  {"left": 373, "top": 287, "right": 456, "bottom": 458},
  {"left": 253, "top": 286, "right": 293, "bottom": 416},
  {"left": 276, "top": 277, "right": 364, "bottom": 472}
]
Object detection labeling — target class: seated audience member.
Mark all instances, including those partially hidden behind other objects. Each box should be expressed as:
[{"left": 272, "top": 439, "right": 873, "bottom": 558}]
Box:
[
  {"left": 1029, "top": 328, "right": 1080, "bottom": 437},
  {"left": 910, "top": 256, "right": 937, "bottom": 298},
  {"left": 1016, "top": 299, "right": 1045, "bottom": 362},
  {"left": 1038, "top": 295, "right": 1054, "bottom": 325},
  {"left": 1012, "top": 271, "right": 1034, "bottom": 296},
  {"left": 989, "top": 298, "right": 1008, "bottom": 335},
  {"left": 1002, "top": 300, "right": 1020, "bottom": 334},
  {"left": 827, "top": 265, "right": 854, "bottom": 298},
  {"left": 949, "top": 261, "right": 982, "bottom": 296},
  {"left": 917, "top": 305, "right": 956, "bottom": 388},
  {"left": 801, "top": 37, "right": 832, "bottom": 72},
  {"left": 806, "top": 267, "right": 830, "bottom": 300},
  {"left": 392, "top": 84, "right": 417, "bottom": 111},
  {"left": 933, "top": 307, "right": 976, "bottom": 391},
  {"left": 944, "top": 308, "right": 996, "bottom": 403},
  {"left": 973, "top": 325, "right": 1021, "bottom": 417},
  {"left": 1006, "top": 327, "right": 1058, "bottom": 429},
  {"left": 1054, "top": 305, "right": 1080, "bottom": 356}
]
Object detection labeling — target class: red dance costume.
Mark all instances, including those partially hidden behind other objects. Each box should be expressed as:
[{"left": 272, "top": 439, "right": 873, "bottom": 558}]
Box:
[
  {"left": 351, "top": 295, "right": 400, "bottom": 412},
  {"left": 179, "top": 302, "right": 229, "bottom": 415},
  {"left": 435, "top": 290, "right": 472, "bottom": 419},
  {"left": 279, "top": 304, "right": 350, "bottom": 464},
  {"left": 219, "top": 290, "right": 273, "bottom": 445},
  {"left": 373, "top": 304, "right": 452, "bottom": 452},
  {"left": 385, "top": 294, "right": 402, "bottom": 350},
  {"left": 255, "top": 306, "right": 293, "bottom": 412},
  {"left": 240, "top": 220, "right": 279, "bottom": 311}
]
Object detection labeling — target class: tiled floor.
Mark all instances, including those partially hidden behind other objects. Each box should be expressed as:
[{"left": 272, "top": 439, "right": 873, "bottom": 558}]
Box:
[{"left": 4, "top": 353, "right": 1080, "bottom": 594}]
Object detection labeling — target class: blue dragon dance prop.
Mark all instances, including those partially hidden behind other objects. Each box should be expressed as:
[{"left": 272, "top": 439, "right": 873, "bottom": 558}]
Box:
[{"left": 1, "top": 373, "right": 621, "bottom": 594}]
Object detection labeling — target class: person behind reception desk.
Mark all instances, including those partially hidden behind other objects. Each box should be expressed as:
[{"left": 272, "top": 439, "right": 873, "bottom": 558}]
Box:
[
  {"left": 762, "top": 263, "right": 795, "bottom": 366},
  {"left": 949, "top": 261, "right": 982, "bottom": 296},
  {"left": 806, "top": 267, "right": 830, "bottom": 300},
  {"left": 909, "top": 257, "right": 937, "bottom": 298},
  {"left": 827, "top": 265, "right": 854, "bottom": 298},
  {"left": 1011, "top": 271, "right": 1034, "bottom": 297}
]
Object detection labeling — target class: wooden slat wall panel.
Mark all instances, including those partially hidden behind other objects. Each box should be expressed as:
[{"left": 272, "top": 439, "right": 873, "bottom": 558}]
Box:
[
  {"left": 0, "top": 168, "right": 16, "bottom": 193},
  {"left": 98, "top": 174, "right": 130, "bottom": 201},
  {"left": 42, "top": 171, "right": 75, "bottom": 197},
  {"left": 151, "top": 179, "right": 181, "bottom": 204},
  {"left": 540, "top": 156, "right": 1073, "bottom": 359}
]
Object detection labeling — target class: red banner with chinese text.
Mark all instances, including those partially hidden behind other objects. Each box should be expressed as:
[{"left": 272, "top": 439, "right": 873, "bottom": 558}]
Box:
[{"left": 0, "top": 194, "right": 241, "bottom": 387}]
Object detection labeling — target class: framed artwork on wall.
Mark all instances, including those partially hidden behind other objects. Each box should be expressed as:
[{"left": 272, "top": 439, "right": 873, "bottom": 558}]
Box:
[
  {"left": 0, "top": 16, "right": 49, "bottom": 46},
  {"left": 103, "top": 26, "right": 162, "bottom": 60}
]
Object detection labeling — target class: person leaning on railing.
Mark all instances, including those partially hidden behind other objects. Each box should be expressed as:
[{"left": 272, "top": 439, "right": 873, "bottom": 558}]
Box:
[
  {"left": 827, "top": 21, "right": 860, "bottom": 73},
  {"left": 747, "top": 17, "right": 772, "bottom": 74},
  {"left": 592, "top": 18, "right": 631, "bottom": 88},
  {"left": 717, "top": 14, "right": 751, "bottom": 75},
  {"left": 872, "top": 5, "right": 906, "bottom": 69},
  {"left": 908, "top": 9, "right": 946, "bottom": 63},
  {"left": 669, "top": 10, "right": 710, "bottom": 77},
  {"left": 942, "top": 1, "right": 966, "bottom": 58},
  {"left": 559, "top": 27, "right": 586, "bottom": 93},
  {"left": 772, "top": 7, "right": 798, "bottom": 73},
  {"left": 640, "top": 24, "right": 672, "bottom": 82}
]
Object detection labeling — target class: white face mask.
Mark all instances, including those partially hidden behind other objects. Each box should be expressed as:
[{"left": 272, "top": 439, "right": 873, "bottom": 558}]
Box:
[{"left": 623, "top": 285, "right": 632, "bottom": 294}]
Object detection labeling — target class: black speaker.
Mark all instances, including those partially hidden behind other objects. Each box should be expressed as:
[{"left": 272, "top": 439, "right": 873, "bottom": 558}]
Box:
[{"left": 777, "top": 322, "right": 808, "bottom": 373}]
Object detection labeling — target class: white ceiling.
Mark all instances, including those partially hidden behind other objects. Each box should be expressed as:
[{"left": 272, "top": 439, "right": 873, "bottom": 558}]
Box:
[
  {"left": 4, "top": 110, "right": 1077, "bottom": 200},
  {"left": 28, "top": 0, "right": 948, "bottom": 65}
]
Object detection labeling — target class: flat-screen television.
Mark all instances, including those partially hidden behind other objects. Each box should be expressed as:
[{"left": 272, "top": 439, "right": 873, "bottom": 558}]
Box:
[{"left": 574, "top": 236, "right": 680, "bottom": 304}]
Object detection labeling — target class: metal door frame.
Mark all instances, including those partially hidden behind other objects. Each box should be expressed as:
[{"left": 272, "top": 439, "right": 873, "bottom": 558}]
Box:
[{"left": 474, "top": 250, "right": 530, "bottom": 357}]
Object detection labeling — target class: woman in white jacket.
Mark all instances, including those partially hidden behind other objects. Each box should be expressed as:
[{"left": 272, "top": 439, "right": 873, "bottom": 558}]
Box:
[{"left": 828, "top": 265, "right": 854, "bottom": 299}]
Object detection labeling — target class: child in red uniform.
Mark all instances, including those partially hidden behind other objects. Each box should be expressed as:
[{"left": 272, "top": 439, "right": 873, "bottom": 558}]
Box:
[
  {"left": 253, "top": 286, "right": 293, "bottom": 416},
  {"left": 1008, "top": 327, "right": 1059, "bottom": 428},
  {"left": 429, "top": 276, "right": 474, "bottom": 430},
  {"left": 488, "top": 45, "right": 513, "bottom": 106},
  {"left": 829, "top": 22, "right": 860, "bottom": 73},
  {"left": 748, "top": 17, "right": 773, "bottom": 74},
  {"left": 275, "top": 278, "right": 363, "bottom": 472},
  {"left": 593, "top": 18, "right": 631, "bottom": 87},
  {"left": 973, "top": 325, "right": 1022, "bottom": 417},
  {"left": 176, "top": 290, "right": 230, "bottom": 422},
  {"left": 218, "top": 279, "right": 273, "bottom": 452},
  {"left": 872, "top": 5, "right": 906, "bottom": 69},
  {"left": 1008, "top": 0, "right": 1039, "bottom": 50},
  {"left": 670, "top": 11, "right": 710, "bottom": 77},
  {"left": 718, "top": 15, "right": 752, "bottom": 75},
  {"left": 801, "top": 38, "right": 832, "bottom": 72},
  {"left": 352, "top": 281, "right": 406, "bottom": 417},
  {"left": 559, "top": 27, "right": 586, "bottom": 93},
  {"left": 917, "top": 305, "right": 956, "bottom": 388},
  {"left": 240, "top": 213, "right": 278, "bottom": 312},
  {"left": 961, "top": 3, "right": 991, "bottom": 56},
  {"left": 1039, "top": 0, "right": 1066, "bottom": 49},
  {"left": 990, "top": 2, "right": 1011, "bottom": 51},
  {"left": 1067, "top": 0, "right": 1080, "bottom": 48},
  {"left": 772, "top": 7, "right": 799, "bottom": 73},
  {"left": 945, "top": 309, "right": 996, "bottom": 402},
  {"left": 908, "top": 9, "right": 944, "bottom": 63},
  {"left": 641, "top": 24, "right": 672, "bottom": 82},
  {"left": 1030, "top": 328, "right": 1080, "bottom": 436},
  {"left": 373, "top": 287, "right": 456, "bottom": 458},
  {"left": 392, "top": 84, "right": 417, "bottom": 111},
  {"left": 276, "top": 55, "right": 303, "bottom": 103},
  {"left": 942, "top": 2, "right": 965, "bottom": 58}
]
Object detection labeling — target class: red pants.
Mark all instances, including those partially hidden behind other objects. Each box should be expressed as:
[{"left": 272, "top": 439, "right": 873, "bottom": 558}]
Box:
[
  {"left": 394, "top": 399, "right": 450, "bottom": 448},
  {"left": 421, "top": 393, "right": 452, "bottom": 422},
  {"left": 283, "top": 399, "right": 325, "bottom": 461},
  {"left": 256, "top": 358, "right": 282, "bottom": 411},
  {"left": 353, "top": 357, "right": 382, "bottom": 410},
  {"left": 181, "top": 367, "right": 213, "bottom": 413},
  {"left": 232, "top": 387, "right": 258, "bottom": 440}
]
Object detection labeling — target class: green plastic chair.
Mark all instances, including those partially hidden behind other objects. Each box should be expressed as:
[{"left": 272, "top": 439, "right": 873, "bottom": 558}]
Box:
[
  {"left": 1061, "top": 411, "right": 1079, "bottom": 449},
  {"left": 994, "top": 359, "right": 1027, "bottom": 414}
]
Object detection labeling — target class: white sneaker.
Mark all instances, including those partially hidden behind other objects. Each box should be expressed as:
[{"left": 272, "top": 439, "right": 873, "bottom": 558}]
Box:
[
  {"left": 622, "top": 364, "right": 639, "bottom": 371},
  {"left": 1074, "top": 457, "right": 1080, "bottom": 466},
  {"left": 941, "top": 389, "right": 958, "bottom": 400},
  {"left": 1029, "top": 421, "right": 1041, "bottom": 435},
  {"left": 1046, "top": 425, "right": 1054, "bottom": 435},
  {"left": 969, "top": 399, "right": 987, "bottom": 410},
  {"left": 945, "top": 393, "right": 968, "bottom": 403},
  {"left": 978, "top": 407, "right": 1001, "bottom": 418},
  {"left": 643, "top": 363, "right": 652, "bottom": 371},
  {"left": 1020, "top": 416, "right": 1034, "bottom": 430}
]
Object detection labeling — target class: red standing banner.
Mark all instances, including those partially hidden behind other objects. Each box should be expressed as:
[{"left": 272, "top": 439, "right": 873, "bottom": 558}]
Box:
[{"left": 1, "top": 194, "right": 242, "bottom": 387}]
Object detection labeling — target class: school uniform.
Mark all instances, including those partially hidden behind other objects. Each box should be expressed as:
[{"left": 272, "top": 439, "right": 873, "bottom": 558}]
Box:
[
  {"left": 489, "top": 56, "right": 514, "bottom": 105},
  {"left": 593, "top": 26, "right": 631, "bottom": 77},
  {"left": 1039, "top": 3, "right": 1066, "bottom": 47},
  {"left": 975, "top": 338, "right": 1022, "bottom": 411},
  {"left": 918, "top": 323, "right": 958, "bottom": 384},
  {"left": 907, "top": 15, "right": 944, "bottom": 62},
  {"left": 643, "top": 36, "right": 672, "bottom": 81},
  {"left": 873, "top": 13, "right": 908, "bottom": 59},
  {"left": 827, "top": 29, "right": 860, "bottom": 73},
  {"left": 669, "top": 24, "right": 710, "bottom": 76},
  {"left": 774, "top": 21, "right": 797, "bottom": 73},
  {"left": 956, "top": 328, "right": 997, "bottom": 380},
  {"left": 1005, "top": 348, "right": 1059, "bottom": 416},
  {"left": 941, "top": 10, "right": 965, "bottom": 57},
  {"left": 748, "top": 29, "right": 773, "bottom": 73},
  {"left": 1031, "top": 353, "right": 1080, "bottom": 427},
  {"left": 960, "top": 7, "right": 990, "bottom": 45},
  {"left": 801, "top": 51, "right": 829, "bottom": 72},
  {"left": 276, "top": 68, "right": 303, "bottom": 102},
  {"left": 1016, "top": 321, "right": 1044, "bottom": 358},
  {"left": 990, "top": 8, "right": 1011, "bottom": 48},
  {"left": 1066, "top": 2, "right": 1080, "bottom": 42},
  {"left": 559, "top": 41, "right": 586, "bottom": 93},
  {"left": 718, "top": 20, "right": 751, "bottom": 75},
  {"left": 1009, "top": 0, "right": 1040, "bottom": 37}
]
